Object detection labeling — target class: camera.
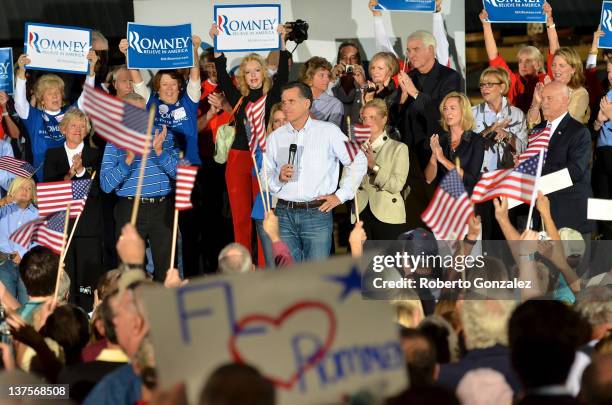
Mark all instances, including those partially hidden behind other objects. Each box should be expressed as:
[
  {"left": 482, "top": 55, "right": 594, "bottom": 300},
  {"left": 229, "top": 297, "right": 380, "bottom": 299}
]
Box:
[
  {"left": 346, "top": 65, "right": 354, "bottom": 74},
  {"left": 285, "top": 20, "right": 309, "bottom": 44},
  {"left": 362, "top": 83, "right": 377, "bottom": 93}
]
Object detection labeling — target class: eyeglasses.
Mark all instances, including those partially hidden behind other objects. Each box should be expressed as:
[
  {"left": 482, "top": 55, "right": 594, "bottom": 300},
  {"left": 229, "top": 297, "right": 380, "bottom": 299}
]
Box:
[{"left": 479, "top": 82, "right": 502, "bottom": 88}]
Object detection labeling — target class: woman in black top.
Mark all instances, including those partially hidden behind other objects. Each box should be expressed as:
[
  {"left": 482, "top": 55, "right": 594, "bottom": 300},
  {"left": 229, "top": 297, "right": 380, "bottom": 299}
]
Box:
[
  {"left": 209, "top": 24, "right": 289, "bottom": 264},
  {"left": 425, "top": 92, "right": 484, "bottom": 194}
]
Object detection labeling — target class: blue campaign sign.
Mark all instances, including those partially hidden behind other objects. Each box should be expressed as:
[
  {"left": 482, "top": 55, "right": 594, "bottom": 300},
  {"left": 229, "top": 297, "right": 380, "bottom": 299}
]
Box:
[
  {"left": 0, "top": 48, "right": 14, "bottom": 95},
  {"left": 483, "top": 0, "right": 546, "bottom": 24},
  {"left": 127, "top": 23, "right": 193, "bottom": 70},
  {"left": 374, "top": 0, "right": 435, "bottom": 12},
  {"left": 600, "top": 2, "right": 612, "bottom": 49}
]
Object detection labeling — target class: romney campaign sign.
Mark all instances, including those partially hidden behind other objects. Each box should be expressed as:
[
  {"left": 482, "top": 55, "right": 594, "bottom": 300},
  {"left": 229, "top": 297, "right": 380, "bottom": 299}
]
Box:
[
  {"left": 0, "top": 48, "right": 14, "bottom": 95},
  {"left": 214, "top": 4, "right": 281, "bottom": 52},
  {"left": 141, "top": 255, "right": 407, "bottom": 404},
  {"left": 599, "top": 2, "right": 612, "bottom": 49},
  {"left": 24, "top": 23, "right": 91, "bottom": 74},
  {"left": 374, "top": 0, "right": 436, "bottom": 13},
  {"left": 127, "top": 23, "right": 193, "bottom": 70},
  {"left": 483, "top": 0, "right": 546, "bottom": 24}
]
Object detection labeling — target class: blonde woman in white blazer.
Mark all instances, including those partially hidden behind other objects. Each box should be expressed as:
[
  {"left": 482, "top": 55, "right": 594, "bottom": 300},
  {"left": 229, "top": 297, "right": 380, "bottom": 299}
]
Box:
[{"left": 352, "top": 99, "right": 409, "bottom": 240}]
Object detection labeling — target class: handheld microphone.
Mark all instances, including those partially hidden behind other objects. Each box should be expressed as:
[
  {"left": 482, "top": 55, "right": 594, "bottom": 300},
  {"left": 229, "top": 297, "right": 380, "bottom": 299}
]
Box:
[{"left": 288, "top": 144, "right": 297, "bottom": 166}]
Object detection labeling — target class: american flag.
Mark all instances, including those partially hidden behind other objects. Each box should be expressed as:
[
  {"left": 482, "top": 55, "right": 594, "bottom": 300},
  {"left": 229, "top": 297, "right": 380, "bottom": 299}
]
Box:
[
  {"left": 421, "top": 170, "right": 474, "bottom": 240},
  {"left": 344, "top": 124, "right": 371, "bottom": 162},
  {"left": 517, "top": 122, "right": 551, "bottom": 163},
  {"left": 36, "top": 179, "right": 92, "bottom": 218},
  {"left": 350, "top": 124, "right": 371, "bottom": 143},
  {"left": 245, "top": 95, "right": 267, "bottom": 153},
  {"left": 0, "top": 156, "right": 36, "bottom": 178},
  {"left": 175, "top": 165, "right": 198, "bottom": 211},
  {"left": 10, "top": 211, "right": 66, "bottom": 254},
  {"left": 471, "top": 153, "right": 541, "bottom": 204},
  {"left": 82, "top": 84, "right": 151, "bottom": 155}
]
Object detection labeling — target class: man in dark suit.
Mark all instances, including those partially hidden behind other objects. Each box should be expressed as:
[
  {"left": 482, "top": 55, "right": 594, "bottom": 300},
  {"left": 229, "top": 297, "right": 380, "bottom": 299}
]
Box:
[
  {"left": 397, "top": 30, "right": 461, "bottom": 227},
  {"left": 44, "top": 109, "right": 103, "bottom": 311},
  {"left": 537, "top": 81, "right": 594, "bottom": 238}
]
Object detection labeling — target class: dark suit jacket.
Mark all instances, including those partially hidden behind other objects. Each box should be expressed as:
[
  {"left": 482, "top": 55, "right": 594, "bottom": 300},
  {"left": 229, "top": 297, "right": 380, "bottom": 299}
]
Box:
[
  {"left": 403, "top": 61, "right": 462, "bottom": 167},
  {"left": 43, "top": 143, "right": 103, "bottom": 236},
  {"left": 535, "top": 114, "right": 594, "bottom": 234},
  {"left": 437, "top": 130, "right": 484, "bottom": 195}
]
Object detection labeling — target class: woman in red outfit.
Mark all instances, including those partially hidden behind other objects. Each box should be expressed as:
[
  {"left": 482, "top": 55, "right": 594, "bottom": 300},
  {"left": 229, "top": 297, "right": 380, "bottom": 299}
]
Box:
[
  {"left": 479, "top": 2, "right": 558, "bottom": 114},
  {"left": 208, "top": 24, "right": 290, "bottom": 262}
]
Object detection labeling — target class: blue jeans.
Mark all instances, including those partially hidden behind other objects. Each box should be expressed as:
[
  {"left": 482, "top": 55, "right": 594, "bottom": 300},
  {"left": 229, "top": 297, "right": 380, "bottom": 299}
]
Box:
[
  {"left": 0, "top": 259, "right": 28, "bottom": 306},
  {"left": 275, "top": 205, "right": 332, "bottom": 262},
  {"left": 255, "top": 219, "right": 274, "bottom": 268}
]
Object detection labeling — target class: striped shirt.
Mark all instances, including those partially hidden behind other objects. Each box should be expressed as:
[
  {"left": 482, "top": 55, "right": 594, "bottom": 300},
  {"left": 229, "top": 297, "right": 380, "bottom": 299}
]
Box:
[{"left": 100, "top": 129, "right": 178, "bottom": 197}]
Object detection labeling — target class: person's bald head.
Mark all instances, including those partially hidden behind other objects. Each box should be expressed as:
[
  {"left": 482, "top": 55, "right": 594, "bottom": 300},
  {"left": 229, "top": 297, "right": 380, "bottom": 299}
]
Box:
[
  {"left": 218, "top": 243, "right": 253, "bottom": 274},
  {"left": 541, "top": 81, "right": 570, "bottom": 121}
]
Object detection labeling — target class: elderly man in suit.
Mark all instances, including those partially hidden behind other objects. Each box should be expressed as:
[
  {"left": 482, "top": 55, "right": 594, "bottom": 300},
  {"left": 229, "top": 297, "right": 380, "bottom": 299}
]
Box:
[
  {"left": 352, "top": 99, "right": 409, "bottom": 240},
  {"left": 535, "top": 81, "right": 594, "bottom": 265}
]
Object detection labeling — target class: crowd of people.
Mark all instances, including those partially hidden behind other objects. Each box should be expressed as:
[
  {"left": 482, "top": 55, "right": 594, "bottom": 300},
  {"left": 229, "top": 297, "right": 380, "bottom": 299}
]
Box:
[{"left": 0, "top": 0, "right": 609, "bottom": 403}]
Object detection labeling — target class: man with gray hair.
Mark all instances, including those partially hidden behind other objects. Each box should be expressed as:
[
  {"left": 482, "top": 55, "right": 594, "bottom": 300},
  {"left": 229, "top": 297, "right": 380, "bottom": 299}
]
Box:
[
  {"left": 533, "top": 81, "right": 594, "bottom": 246},
  {"left": 396, "top": 29, "right": 461, "bottom": 221},
  {"left": 217, "top": 243, "right": 254, "bottom": 274},
  {"left": 437, "top": 299, "right": 520, "bottom": 393}
]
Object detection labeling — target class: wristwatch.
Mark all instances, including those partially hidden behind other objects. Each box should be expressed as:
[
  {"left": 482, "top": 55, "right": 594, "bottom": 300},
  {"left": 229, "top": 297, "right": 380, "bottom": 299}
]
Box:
[
  {"left": 519, "top": 253, "right": 536, "bottom": 262},
  {"left": 119, "top": 262, "right": 145, "bottom": 272},
  {"left": 372, "top": 164, "right": 380, "bottom": 175}
]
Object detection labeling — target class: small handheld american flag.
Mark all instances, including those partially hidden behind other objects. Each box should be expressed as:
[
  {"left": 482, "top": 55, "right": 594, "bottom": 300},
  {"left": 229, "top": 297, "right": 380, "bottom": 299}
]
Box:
[
  {"left": 0, "top": 156, "right": 36, "bottom": 178},
  {"left": 344, "top": 124, "right": 371, "bottom": 162},
  {"left": 175, "top": 165, "right": 198, "bottom": 211},
  {"left": 82, "top": 84, "right": 151, "bottom": 155},
  {"left": 518, "top": 123, "right": 551, "bottom": 164},
  {"left": 10, "top": 211, "right": 66, "bottom": 254},
  {"left": 245, "top": 95, "right": 267, "bottom": 154},
  {"left": 421, "top": 170, "right": 474, "bottom": 240},
  {"left": 36, "top": 179, "right": 92, "bottom": 218},
  {"left": 471, "top": 153, "right": 541, "bottom": 204}
]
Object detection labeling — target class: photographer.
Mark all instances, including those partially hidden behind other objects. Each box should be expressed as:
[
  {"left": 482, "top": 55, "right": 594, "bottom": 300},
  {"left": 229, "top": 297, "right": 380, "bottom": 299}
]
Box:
[{"left": 331, "top": 42, "right": 367, "bottom": 133}]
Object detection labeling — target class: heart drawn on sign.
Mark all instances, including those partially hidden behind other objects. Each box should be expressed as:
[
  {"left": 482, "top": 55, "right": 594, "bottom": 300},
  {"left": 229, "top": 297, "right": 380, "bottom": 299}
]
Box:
[{"left": 228, "top": 301, "right": 337, "bottom": 390}]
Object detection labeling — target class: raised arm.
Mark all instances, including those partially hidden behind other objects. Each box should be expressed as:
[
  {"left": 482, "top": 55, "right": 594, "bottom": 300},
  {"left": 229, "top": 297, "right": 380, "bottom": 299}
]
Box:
[
  {"left": 479, "top": 10, "right": 499, "bottom": 62},
  {"left": 14, "top": 54, "right": 31, "bottom": 119},
  {"left": 543, "top": 2, "right": 559, "bottom": 55},
  {"left": 432, "top": 0, "right": 450, "bottom": 66},
  {"left": 209, "top": 24, "right": 242, "bottom": 107},
  {"left": 369, "top": 0, "right": 397, "bottom": 56}
]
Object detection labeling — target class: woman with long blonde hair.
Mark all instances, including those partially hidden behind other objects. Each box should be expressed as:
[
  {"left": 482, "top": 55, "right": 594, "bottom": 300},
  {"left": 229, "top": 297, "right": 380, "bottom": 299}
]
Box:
[{"left": 209, "top": 24, "right": 290, "bottom": 265}]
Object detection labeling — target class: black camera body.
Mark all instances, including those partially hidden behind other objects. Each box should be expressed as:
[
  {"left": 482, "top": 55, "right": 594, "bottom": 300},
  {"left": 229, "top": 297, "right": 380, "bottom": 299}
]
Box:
[{"left": 285, "top": 20, "right": 309, "bottom": 44}]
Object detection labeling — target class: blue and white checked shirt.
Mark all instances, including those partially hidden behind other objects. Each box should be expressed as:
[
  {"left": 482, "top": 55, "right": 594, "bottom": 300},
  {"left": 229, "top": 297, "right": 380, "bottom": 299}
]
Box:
[{"left": 264, "top": 118, "right": 367, "bottom": 203}]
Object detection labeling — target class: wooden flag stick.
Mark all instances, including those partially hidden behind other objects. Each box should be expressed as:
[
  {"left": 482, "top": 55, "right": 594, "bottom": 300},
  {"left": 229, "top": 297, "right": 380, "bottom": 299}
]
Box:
[
  {"left": 251, "top": 154, "right": 269, "bottom": 213},
  {"left": 169, "top": 209, "right": 179, "bottom": 270},
  {"left": 60, "top": 171, "right": 97, "bottom": 264},
  {"left": 262, "top": 157, "right": 271, "bottom": 213},
  {"left": 455, "top": 157, "right": 461, "bottom": 170},
  {"left": 130, "top": 106, "right": 156, "bottom": 225},
  {"left": 403, "top": 54, "right": 409, "bottom": 72},
  {"left": 54, "top": 203, "right": 71, "bottom": 304},
  {"left": 347, "top": 116, "right": 361, "bottom": 222},
  {"left": 347, "top": 116, "right": 352, "bottom": 140}
]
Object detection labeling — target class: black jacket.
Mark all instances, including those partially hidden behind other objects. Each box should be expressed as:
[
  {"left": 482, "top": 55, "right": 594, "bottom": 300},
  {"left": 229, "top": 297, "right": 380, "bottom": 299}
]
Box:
[
  {"left": 43, "top": 143, "right": 103, "bottom": 236},
  {"left": 535, "top": 113, "right": 594, "bottom": 234},
  {"left": 437, "top": 130, "right": 484, "bottom": 195},
  {"left": 402, "top": 61, "right": 462, "bottom": 166}
]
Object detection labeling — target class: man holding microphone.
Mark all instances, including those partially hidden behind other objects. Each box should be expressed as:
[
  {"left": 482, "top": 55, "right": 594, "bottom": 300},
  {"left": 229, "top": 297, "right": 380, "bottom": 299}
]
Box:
[{"left": 265, "top": 82, "right": 367, "bottom": 262}]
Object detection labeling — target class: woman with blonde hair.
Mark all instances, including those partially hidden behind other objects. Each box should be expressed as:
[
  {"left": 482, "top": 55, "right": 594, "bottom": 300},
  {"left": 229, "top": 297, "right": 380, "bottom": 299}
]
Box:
[
  {"left": 528, "top": 47, "right": 591, "bottom": 126},
  {"left": 363, "top": 52, "right": 402, "bottom": 127},
  {"left": 425, "top": 92, "right": 484, "bottom": 194},
  {"left": 352, "top": 99, "right": 408, "bottom": 240},
  {"left": 0, "top": 176, "right": 38, "bottom": 304},
  {"left": 44, "top": 107, "right": 102, "bottom": 308},
  {"left": 14, "top": 50, "right": 98, "bottom": 181},
  {"left": 209, "top": 24, "right": 290, "bottom": 265}
]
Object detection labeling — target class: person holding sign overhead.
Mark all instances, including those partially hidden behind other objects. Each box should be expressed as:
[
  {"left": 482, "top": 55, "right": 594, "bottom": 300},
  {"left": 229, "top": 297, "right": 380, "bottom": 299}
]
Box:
[
  {"left": 425, "top": 92, "right": 484, "bottom": 195},
  {"left": 209, "top": 23, "right": 290, "bottom": 261},
  {"left": 14, "top": 50, "right": 98, "bottom": 181}
]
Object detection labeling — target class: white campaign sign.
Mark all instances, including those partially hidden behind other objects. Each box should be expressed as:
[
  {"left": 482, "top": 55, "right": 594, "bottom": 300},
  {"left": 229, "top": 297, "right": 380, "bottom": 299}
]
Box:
[
  {"left": 587, "top": 198, "right": 612, "bottom": 221},
  {"left": 214, "top": 4, "right": 280, "bottom": 52},
  {"left": 141, "top": 255, "right": 407, "bottom": 404},
  {"left": 25, "top": 23, "right": 91, "bottom": 74},
  {"left": 509, "top": 168, "right": 573, "bottom": 209}
]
